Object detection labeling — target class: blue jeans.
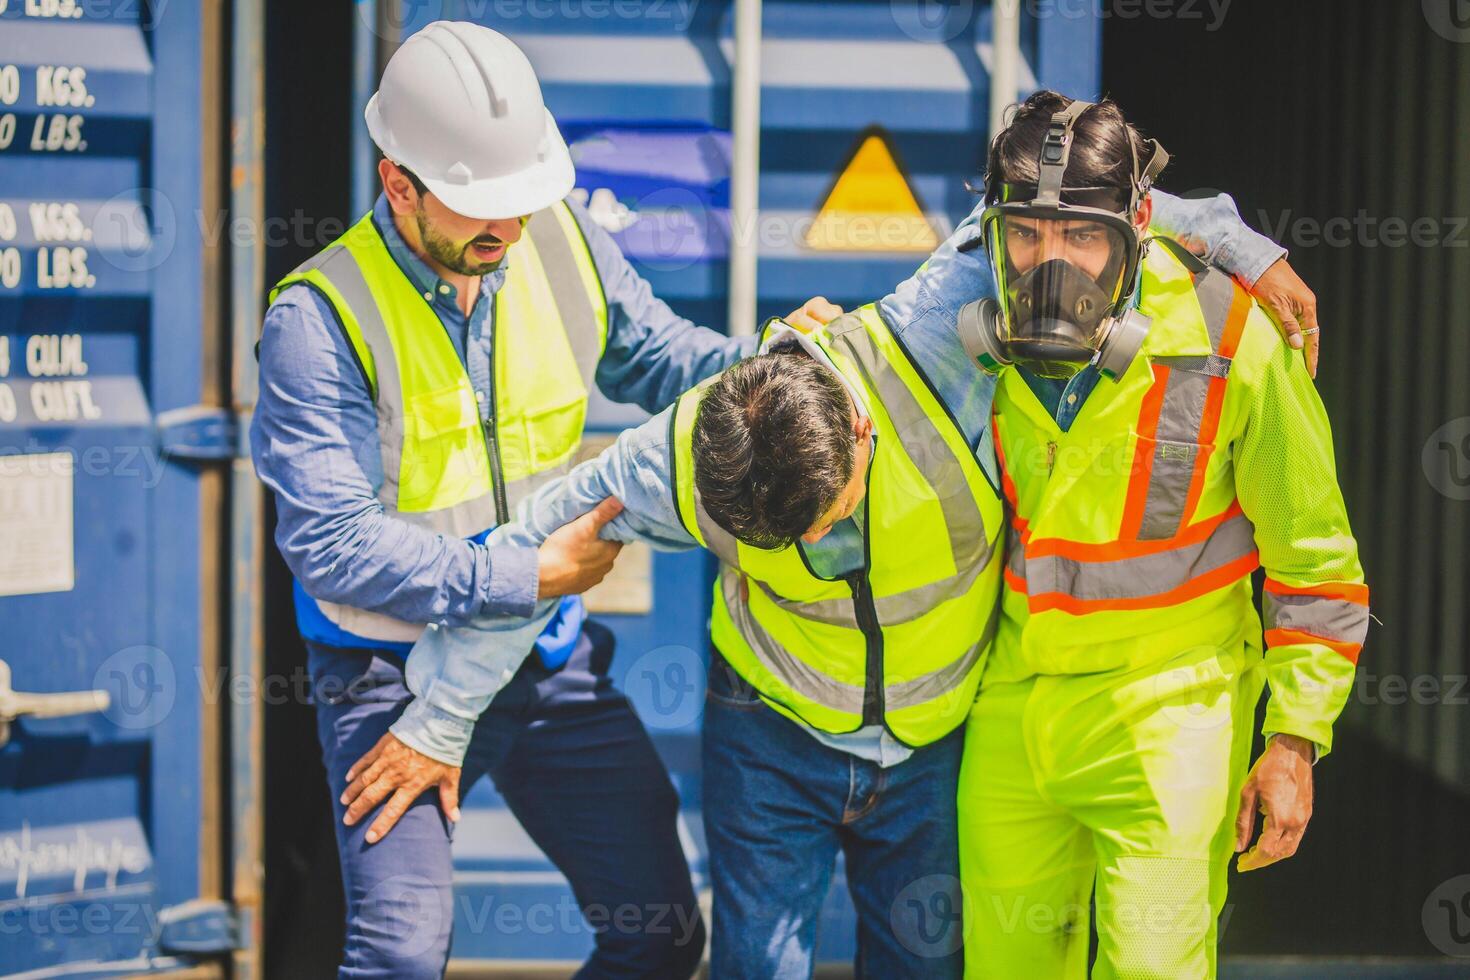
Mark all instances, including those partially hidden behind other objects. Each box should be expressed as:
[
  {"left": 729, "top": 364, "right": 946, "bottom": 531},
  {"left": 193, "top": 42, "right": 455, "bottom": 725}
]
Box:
[
  {"left": 702, "top": 653, "right": 965, "bottom": 979},
  {"left": 308, "top": 622, "right": 704, "bottom": 980}
]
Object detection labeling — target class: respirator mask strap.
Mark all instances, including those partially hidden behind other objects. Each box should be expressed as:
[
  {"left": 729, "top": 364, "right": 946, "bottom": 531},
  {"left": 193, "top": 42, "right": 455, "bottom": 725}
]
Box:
[{"left": 1034, "top": 99, "right": 1094, "bottom": 207}]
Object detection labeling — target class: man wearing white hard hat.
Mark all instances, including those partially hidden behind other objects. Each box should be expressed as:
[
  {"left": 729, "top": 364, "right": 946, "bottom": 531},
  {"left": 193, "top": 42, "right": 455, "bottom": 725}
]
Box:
[{"left": 252, "top": 20, "right": 836, "bottom": 979}]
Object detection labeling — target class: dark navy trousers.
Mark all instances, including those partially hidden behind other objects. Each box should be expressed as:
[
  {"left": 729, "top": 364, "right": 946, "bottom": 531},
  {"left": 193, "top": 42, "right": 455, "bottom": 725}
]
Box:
[{"left": 308, "top": 622, "right": 704, "bottom": 979}]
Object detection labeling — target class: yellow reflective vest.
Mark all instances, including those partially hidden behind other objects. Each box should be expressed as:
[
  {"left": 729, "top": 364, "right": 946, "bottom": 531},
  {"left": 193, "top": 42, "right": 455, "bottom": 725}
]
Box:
[
  {"left": 991, "top": 238, "right": 1369, "bottom": 754},
  {"left": 670, "top": 306, "right": 1005, "bottom": 746},
  {"left": 270, "top": 203, "right": 608, "bottom": 643}
]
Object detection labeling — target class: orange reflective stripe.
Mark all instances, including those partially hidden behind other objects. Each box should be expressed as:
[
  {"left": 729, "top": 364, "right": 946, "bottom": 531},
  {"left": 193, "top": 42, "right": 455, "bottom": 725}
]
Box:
[
  {"left": 1216, "top": 283, "right": 1252, "bottom": 359},
  {"left": 1264, "top": 579, "right": 1370, "bottom": 605},
  {"left": 1029, "top": 549, "right": 1258, "bottom": 614},
  {"left": 993, "top": 410, "right": 1021, "bottom": 513},
  {"left": 1026, "top": 501, "right": 1245, "bottom": 562},
  {"left": 1119, "top": 361, "right": 1171, "bottom": 539},
  {"left": 1004, "top": 567, "right": 1027, "bottom": 593},
  {"left": 1264, "top": 627, "right": 1362, "bottom": 665}
]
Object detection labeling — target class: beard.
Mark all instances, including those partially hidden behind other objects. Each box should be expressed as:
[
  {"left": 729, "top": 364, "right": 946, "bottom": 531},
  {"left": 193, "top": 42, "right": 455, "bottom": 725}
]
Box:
[{"left": 415, "top": 206, "right": 505, "bottom": 277}]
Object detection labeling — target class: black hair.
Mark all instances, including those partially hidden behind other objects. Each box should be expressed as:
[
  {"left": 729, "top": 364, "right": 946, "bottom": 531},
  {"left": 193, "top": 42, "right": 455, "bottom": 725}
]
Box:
[
  {"left": 691, "top": 348, "right": 855, "bottom": 550},
  {"left": 984, "top": 90, "right": 1160, "bottom": 204}
]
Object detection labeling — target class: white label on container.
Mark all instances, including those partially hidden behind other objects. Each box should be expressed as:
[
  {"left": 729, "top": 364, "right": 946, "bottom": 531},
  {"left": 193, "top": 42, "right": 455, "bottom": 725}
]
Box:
[{"left": 0, "top": 451, "right": 74, "bottom": 596}]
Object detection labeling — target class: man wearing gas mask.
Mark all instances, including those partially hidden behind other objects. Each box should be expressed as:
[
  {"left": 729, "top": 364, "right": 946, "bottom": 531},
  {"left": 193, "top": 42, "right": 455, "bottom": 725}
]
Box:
[{"left": 956, "top": 92, "right": 1368, "bottom": 978}]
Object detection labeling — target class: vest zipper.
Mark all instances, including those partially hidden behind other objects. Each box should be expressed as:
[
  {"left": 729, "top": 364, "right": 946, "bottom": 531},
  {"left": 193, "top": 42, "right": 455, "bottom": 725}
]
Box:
[
  {"left": 846, "top": 455, "right": 882, "bottom": 727},
  {"left": 847, "top": 571, "right": 884, "bottom": 727},
  {"left": 1046, "top": 440, "right": 1057, "bottom": 475},
  {"left": 481, "top": 313, "right": 509, "bottom": 525},
  {"left": 482, "top": 417, "right": 509, "bottom": 525}
]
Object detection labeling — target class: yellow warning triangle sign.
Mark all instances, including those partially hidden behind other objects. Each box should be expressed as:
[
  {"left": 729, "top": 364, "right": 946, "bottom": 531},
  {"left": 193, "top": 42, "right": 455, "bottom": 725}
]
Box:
[{"left": 804, "top": 129, "right": 939, "bottom": 254}]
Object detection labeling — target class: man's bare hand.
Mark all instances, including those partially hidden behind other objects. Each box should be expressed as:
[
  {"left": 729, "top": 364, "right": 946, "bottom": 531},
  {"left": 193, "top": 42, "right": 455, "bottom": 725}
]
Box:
[
  {"left": 341, "top": 732, "right": 461, "bottom": 844},
  {"left": 785, "top": 296, "right": 844, "bottom": 334},
  {"left": 1249, "top": 258, "right": 1321, "bottom": 378},
  {"left": 1235, "top": 733, "right": 1315, "bottom": 872},
  {"left": 537, "top": 496, "right": 624, "bottom": 599}
]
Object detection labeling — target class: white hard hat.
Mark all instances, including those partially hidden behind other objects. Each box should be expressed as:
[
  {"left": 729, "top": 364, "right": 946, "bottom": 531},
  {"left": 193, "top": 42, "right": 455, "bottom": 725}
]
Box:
[{"left": 365, "top": 21, "right": 574, "bottom": 220}]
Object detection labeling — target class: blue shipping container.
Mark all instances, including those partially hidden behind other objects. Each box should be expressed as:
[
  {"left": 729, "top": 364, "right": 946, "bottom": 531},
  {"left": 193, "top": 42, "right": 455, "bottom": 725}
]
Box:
[{"left": 0, "top": 2, "right": 249, "bottom": 978}]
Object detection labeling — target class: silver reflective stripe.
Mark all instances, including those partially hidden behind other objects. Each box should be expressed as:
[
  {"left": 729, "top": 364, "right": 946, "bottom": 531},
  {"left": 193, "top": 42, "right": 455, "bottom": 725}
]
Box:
[
  {"left": 827, "top": 313, "right": 992, "bottom": 579},
  {"left": 885, "top": 596, "right": 999, "bottom": 709},
  {"left": 315, "top": 599, "right": 425, "bottom": 645},
  {"left": 394, "top": 492, "right": 500, "bottom": 538},
  {"left": 1264, "top": 591, "right": 1370, "bottom": 645},
  {"left": 748, "top": 550, "right": 994, "bottom": 629},
  {"left": 301, "top": 243, "right": 408, "bottom": 513},
  {"left": 748, "top": 577, "right": 858, "bottom": 628},
  {"left": 721, "top": 569, "right": 866, "bottom": 714},
  {"left": 1133, "top": 266, "right": 1237, "bottom": 541},
  {"left": 1006, "top": 523, "right": 1026, "bottom": 581},
  {"left": 1155, "top": 354, "right": 1231, "bottom": 379},
  {"left": 525, "top": 206, "right": 603, "bottom": 383},
  {"left": 1025, "top": 511, "right": 1257, "bottom": 602},
  {"left": 692, "top": 483, "right": 742, "bottom": 567},
  {"left": 1137, "top": 363, "right": 1209, "bottom": 541},
  {"left": 503, "top": 461, "right": 572, "bottom": 514},
  {"left": 1194, "top": 266, "right": 1237, "bottom": 352}
]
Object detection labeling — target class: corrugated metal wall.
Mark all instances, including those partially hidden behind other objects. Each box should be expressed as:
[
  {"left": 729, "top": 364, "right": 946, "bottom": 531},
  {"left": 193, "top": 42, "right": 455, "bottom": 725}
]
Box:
[{"left": 1107, "top": 0, "right": 1470, "bottom": 959}]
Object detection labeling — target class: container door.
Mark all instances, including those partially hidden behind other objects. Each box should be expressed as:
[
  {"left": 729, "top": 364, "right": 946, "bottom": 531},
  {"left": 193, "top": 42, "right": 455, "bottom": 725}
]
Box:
[{"left": 0, "top": 3, "right": 237, "bottom": 977}]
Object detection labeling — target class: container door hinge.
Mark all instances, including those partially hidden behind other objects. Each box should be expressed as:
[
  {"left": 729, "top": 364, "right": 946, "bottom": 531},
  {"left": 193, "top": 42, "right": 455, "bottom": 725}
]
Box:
[
  {"left": 156, "top": 405, "right": 247, "bottom": 462},
  {"left": 156, "top": 899, "right": 240, "bottom": 955}
]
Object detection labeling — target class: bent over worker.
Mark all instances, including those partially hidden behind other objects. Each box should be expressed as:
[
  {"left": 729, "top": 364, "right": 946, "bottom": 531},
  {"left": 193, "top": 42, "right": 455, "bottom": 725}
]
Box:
[{"left": 955, "top": 92, "right": 1369, "bottom": 979}]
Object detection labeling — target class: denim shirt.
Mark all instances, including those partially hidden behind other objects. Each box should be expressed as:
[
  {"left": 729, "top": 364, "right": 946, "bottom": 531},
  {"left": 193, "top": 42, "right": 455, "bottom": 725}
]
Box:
[
  {"left": 393, "top": 190, "right": 1286, "bottom": 766},
  {"left": 250, "top": 194, "right": 756, "bottom": 650}
]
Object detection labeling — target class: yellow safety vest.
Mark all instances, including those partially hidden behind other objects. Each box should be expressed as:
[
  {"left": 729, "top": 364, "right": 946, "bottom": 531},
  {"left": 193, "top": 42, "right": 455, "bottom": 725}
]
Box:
[
  {"left": 671, "top": 306, "right": 1005, "bottom": 746},
  {"left": 992, "top": 239, "right": 1369, "bottom": 696},
  {"left": 271, "top": 203, "right": 608, "bottom": 643}
]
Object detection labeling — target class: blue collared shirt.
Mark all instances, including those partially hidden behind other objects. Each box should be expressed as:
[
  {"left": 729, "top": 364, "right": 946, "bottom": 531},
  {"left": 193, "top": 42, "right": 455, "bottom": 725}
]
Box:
[
  {"left": 393, "top": 189, "right": 1287, "bottom": 766},
  {"left": 250, "top": 194, "right": 756, "bottom": 651}
]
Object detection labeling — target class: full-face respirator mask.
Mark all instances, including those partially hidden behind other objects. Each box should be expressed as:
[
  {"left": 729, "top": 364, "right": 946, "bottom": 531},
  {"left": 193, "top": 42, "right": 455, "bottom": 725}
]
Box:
[{"left": 958, "top": 99, "right": 1169, "bottom": 381}]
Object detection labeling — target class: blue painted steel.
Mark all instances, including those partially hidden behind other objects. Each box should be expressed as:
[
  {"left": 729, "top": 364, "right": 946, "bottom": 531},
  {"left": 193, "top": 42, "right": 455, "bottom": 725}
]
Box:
[
  {"left": 382, "top": 0, "right": 1098, "bottom": 966},
  {"left": 0, "top": 4, "right": 228, "bottom": 978}
]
